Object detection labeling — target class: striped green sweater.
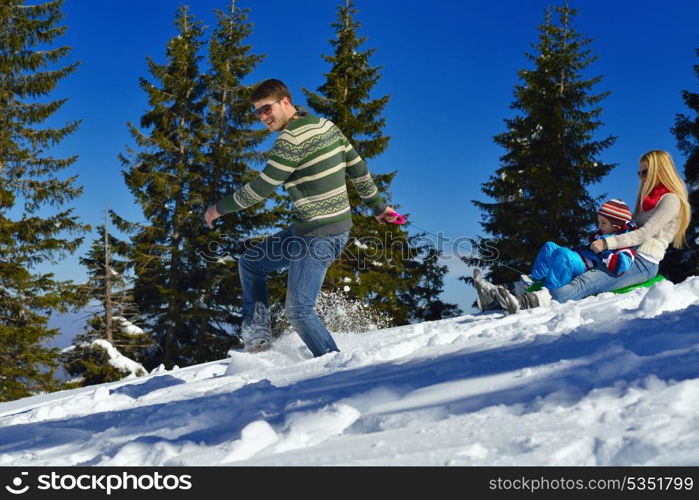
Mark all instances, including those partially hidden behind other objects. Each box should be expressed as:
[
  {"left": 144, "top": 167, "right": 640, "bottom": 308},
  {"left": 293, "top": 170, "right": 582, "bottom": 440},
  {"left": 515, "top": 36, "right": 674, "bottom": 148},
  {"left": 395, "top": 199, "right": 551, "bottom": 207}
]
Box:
[{"left": 215, "top": 112, "right": 387, "bottom": 236}]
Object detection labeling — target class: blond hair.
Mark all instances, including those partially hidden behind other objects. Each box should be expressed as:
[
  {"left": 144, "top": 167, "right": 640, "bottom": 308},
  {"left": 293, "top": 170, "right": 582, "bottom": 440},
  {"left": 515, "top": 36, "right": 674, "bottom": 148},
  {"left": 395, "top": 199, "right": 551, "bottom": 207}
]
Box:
[{"left": 637, "top": 150, "right": 691, "bottom": 248}]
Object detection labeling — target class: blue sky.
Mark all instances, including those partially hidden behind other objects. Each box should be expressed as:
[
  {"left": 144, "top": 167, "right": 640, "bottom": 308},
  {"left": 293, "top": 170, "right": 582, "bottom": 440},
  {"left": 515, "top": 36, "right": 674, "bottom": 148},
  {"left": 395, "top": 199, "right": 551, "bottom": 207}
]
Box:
[{"left": 40, "top": 0, "right": 698, "bottom": 323}]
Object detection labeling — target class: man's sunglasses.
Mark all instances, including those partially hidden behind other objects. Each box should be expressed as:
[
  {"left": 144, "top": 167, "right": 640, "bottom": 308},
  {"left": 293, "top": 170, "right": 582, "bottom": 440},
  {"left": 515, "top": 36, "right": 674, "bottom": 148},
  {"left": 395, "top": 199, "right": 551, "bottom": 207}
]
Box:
[{"left": 253, "top": 100, "right": 280, "bottom": 117}]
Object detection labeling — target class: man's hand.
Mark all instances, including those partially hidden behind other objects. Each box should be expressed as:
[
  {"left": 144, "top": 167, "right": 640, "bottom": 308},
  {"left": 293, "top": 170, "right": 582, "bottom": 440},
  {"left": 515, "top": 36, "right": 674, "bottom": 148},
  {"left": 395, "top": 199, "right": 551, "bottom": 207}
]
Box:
[
  {"left": 590, "top": 239, "right": 607, "bottom": 253},
  {"left": 375, "top": 206, "right": 399, "bottom": 225},
  {"left": 205, "top": 205, "right": 221, "bottom": 229}
]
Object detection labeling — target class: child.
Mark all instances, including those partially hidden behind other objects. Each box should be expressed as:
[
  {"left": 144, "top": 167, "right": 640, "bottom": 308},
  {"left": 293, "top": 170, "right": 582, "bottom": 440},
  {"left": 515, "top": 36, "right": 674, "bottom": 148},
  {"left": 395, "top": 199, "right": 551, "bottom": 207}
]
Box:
[
  {"left": 526, "top": 199, "right": 638, "bottom": 291},
  {"left": 474, "top": 199, "right": 638, "bottom": 311}
]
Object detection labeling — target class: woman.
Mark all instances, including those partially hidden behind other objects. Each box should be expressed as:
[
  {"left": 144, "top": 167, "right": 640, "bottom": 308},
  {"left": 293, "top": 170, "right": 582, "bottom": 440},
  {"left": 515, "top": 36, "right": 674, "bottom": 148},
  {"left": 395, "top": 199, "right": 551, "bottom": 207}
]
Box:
[{"left": 475, "top": 150, "right": 691, "bottom": 314}]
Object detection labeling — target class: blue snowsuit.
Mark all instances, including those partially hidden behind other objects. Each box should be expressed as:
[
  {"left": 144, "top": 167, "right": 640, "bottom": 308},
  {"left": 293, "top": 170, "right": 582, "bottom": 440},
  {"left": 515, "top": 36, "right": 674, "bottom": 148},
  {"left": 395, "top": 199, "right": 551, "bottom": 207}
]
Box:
[{"left": 531, "top": 224, "right": 638, "bottom": 290}]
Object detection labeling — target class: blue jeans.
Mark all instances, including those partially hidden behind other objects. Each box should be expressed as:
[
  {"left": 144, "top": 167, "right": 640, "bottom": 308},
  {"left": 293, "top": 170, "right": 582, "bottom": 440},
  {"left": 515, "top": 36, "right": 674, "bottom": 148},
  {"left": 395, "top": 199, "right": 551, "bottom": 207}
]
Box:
[
  {"left": 550, "top": 254, "right": 659, "bottom": 303},
  {"left": 238, "top": 227, "right": 349, "bottom": 357}
]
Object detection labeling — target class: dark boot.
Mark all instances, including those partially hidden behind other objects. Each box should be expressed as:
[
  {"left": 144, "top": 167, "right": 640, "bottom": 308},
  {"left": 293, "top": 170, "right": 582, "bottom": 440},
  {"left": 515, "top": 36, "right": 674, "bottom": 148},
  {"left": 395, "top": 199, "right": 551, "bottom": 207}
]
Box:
[
  {"left": 241, "top": 302, "right": 272, "bottom": 352},
  {"left": 496, "top": 286, "right": 551, "bottom": 315},
  {"left": 495, "top": 286, "right": 522, "bottom": 315},
  {"left": 473, "top": 269, "right": 502, "bottom": 311}
]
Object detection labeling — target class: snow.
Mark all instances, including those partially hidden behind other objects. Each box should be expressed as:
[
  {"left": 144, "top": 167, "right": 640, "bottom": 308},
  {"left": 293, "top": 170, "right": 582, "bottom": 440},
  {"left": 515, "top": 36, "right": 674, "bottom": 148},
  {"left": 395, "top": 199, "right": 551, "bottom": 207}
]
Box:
[
  {"left": 91, "top": 340, "right": 147, "bottom": 378},
  {"left": 216, "top": 255, "right": 236, "bottom": 264},
  {"left": 353, "top": 239, "right": 369, "bottom": 250},
  {"left": 113, "top": 316, "right": 144, "bottom": 336},
  {"left": 1, "top": 277, "right": 699, "bottom": 466},
  {"left": 61, "top": 338, "right": 147, "bottom": 382}
]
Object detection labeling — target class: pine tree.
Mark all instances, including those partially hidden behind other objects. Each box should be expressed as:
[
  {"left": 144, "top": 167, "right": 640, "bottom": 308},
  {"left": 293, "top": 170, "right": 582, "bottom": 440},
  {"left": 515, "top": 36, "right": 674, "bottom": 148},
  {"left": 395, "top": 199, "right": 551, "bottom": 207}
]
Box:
[
  {"left": 76, "top": 208, "right": 134, "bottom": 344},
  {"left": 463, "top": 3, "right": 616, "bottom": 286},
  {"left": 63, "top": 344, "right": 143, "bottom": 388},
  {"left": 303, "top": 0, "right": 412, "bottom": 324},
  {"left": 0, "top": 0, "right": 88, "bottom": 401},
  {"left": 197, "top": 1, "right": 280, "bottom": 359},
  {"left": 662, "top": 48, "right": 699, "bottom": 283},
  {"left": 118, "top": 6, "right": 212, "bottom": 369},
  {"left": 62, "top": 209, "right": 152, "bottom": 387}
]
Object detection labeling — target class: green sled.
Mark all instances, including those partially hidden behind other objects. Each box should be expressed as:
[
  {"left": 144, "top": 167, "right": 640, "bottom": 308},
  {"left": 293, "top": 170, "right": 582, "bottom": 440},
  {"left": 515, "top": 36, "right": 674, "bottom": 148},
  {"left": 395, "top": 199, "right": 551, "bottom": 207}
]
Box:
[{"left": 526, "top": 274, "right": 666, "bottom": 295}]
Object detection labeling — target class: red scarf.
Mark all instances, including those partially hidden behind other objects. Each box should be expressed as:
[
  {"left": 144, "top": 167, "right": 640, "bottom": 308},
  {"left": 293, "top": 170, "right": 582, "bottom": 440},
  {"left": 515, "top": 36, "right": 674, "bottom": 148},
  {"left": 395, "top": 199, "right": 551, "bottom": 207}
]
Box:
[{"left": 642, "top": 183, "right": 671, "bottom": 211}]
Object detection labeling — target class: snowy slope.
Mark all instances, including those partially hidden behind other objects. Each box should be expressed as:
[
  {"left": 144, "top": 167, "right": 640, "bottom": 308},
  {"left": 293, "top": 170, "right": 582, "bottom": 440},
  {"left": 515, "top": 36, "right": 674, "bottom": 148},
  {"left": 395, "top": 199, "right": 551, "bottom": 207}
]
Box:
[{"left": 1, "top": 278, "right": 699, "bottom": 466}]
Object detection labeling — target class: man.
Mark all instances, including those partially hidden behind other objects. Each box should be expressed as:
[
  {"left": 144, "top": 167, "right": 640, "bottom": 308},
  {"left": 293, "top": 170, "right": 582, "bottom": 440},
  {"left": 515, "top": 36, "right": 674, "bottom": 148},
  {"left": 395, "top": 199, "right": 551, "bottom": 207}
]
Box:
[{"left": 205, "top": 79, "right": 398, "bottom": 357}]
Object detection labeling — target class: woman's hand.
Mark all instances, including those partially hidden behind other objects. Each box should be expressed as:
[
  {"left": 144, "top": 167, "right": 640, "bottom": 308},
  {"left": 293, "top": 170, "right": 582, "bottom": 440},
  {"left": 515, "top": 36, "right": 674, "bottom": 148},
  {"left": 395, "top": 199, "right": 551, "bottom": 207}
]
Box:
[{"left": 590, "top": 239, "right": 607, "bottom": 253}]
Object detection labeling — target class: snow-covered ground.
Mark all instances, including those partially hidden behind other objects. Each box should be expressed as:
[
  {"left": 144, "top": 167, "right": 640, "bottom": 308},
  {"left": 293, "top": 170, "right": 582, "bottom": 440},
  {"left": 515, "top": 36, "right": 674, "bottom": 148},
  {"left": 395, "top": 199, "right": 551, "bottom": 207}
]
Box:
[{"left": 1, "top": 277, "right": 699, "bottom": 466}]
